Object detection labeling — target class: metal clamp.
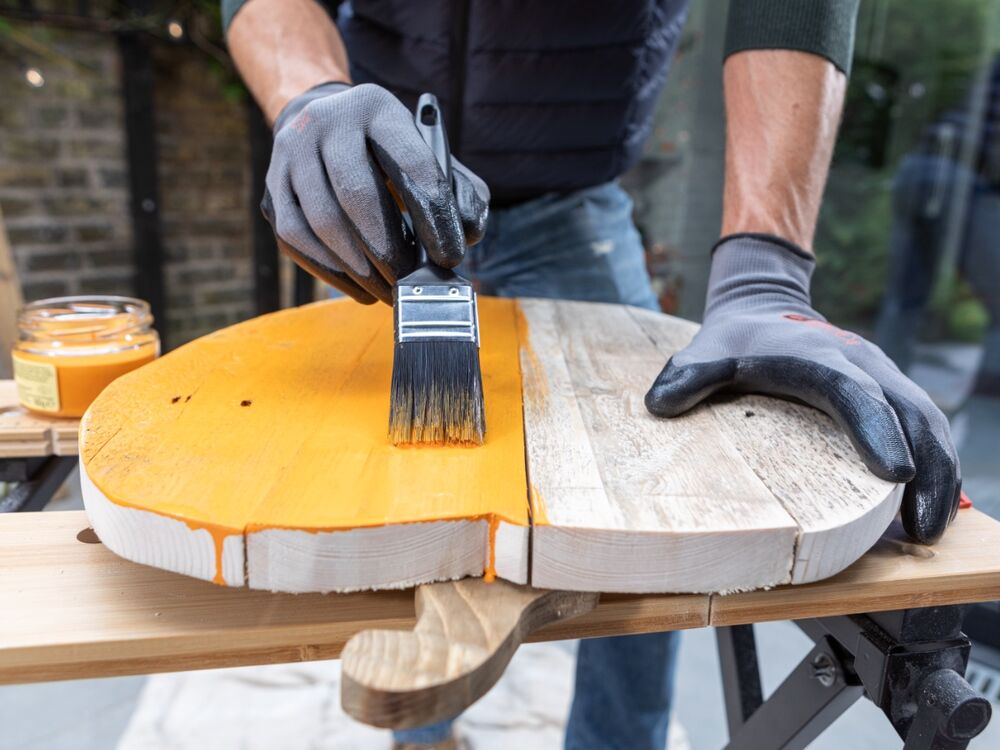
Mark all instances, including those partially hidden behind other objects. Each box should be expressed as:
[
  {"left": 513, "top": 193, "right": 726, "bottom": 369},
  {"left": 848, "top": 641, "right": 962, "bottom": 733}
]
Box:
[{"left": 717, "top": 605, "right": 992, "bottom": 750}]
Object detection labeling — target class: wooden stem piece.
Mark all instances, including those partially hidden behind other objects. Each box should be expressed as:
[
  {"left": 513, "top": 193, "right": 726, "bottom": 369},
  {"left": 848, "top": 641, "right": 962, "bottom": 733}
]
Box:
[{"left": 340, "top": 579, "right": 598, "bottom": 729}]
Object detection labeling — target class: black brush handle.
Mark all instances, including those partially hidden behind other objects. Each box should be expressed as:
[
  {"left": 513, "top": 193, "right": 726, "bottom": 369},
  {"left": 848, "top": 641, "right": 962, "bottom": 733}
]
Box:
[
  {"left": 414, "top": 93, "right": 453, "bottom": 185},
  {"left": 411, "top": 94, "right": 453, "bottom": 269}
]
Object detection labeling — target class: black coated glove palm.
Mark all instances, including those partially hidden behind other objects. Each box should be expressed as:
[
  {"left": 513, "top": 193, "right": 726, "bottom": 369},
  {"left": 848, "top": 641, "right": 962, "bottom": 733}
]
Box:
[
  {"left": 645, "top": 234, "right": 961, "bottom": 544},
  {"left": 262, "top": 82, "right": 490, "bottom": 304}
]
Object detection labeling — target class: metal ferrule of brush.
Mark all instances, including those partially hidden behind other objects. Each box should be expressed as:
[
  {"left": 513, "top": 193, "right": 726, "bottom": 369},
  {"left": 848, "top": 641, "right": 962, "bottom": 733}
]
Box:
[{"left": 394, "top": 266, "right": 480, "bottom": 346}]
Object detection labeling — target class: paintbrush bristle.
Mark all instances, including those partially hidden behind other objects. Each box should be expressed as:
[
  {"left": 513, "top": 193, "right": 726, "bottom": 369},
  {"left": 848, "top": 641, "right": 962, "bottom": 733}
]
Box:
[{"left": 389, "top": 340, "right": 485, "bottom": 446}]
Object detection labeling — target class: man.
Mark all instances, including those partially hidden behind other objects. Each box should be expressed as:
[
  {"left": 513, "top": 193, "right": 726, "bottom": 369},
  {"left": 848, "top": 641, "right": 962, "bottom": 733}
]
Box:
[{"left": 224, "top": 2, "right": 961, "bottom": 748}]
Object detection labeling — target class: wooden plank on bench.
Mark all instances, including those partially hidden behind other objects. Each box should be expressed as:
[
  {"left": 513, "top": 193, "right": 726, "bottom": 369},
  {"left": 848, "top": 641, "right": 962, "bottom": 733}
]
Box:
[
  {"left": 0, "top": 381, "right": 79, "bottom": 458},
  {"left": 0, "top": 510, "right": 708, "bottom": 685},
  {"left": 3, "top": 508, "right": 999, "bottom": 685},
  {"left": 711, "top": 507, "right": 1000, "bottom": 626}
]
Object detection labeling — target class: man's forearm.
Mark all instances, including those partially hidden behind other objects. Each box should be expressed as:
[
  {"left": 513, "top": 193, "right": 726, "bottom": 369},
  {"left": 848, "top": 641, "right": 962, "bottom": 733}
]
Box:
[
  {"left": 227, "top": 0, "right": 350, "bottom": 124},
  {"left": 720, "top": 50, "right": 846, "bottom": 253}
]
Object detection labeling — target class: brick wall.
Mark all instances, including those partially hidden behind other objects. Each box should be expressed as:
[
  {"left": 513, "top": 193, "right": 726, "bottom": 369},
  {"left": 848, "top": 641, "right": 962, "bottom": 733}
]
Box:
[
  {"left": 0, "top": 27, "right": 132, "bottom": 304},
  {"left": 0, "top": 21, "right": 255, "bottom": 350},
  {"left": 153, "top": 43, "right": 254, "bottom": 349}
]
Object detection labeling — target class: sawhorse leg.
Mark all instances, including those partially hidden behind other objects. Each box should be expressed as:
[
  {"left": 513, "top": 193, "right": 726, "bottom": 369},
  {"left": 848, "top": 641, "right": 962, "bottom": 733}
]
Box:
[
  {"left": 717, "top": 606, "right": 992, "bottom": 749},
  {"left": 0, "top": 456, "right": 78, "bottom": 513}
]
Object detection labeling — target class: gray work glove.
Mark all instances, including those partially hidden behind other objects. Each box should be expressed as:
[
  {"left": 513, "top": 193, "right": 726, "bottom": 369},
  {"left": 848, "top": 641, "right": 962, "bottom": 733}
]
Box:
[
  {"left": 262, "top": 82, "right": 490, "bottom": 304},
  {"left": 645, "top": 234, "right": 961, "bottom": 544}
]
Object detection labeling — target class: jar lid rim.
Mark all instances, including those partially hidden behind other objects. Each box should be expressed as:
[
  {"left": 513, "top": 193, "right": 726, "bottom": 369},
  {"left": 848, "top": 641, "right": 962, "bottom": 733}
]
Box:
[{"left": 21, "top": 295, "right": 150, "bottom": 313}]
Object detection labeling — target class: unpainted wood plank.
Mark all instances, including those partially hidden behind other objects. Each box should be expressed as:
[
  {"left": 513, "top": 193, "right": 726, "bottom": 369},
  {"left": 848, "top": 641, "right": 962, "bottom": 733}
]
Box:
[
  {"left": 625, "top": 305, "right": 700, "bottom": 349},
  {"left": 5, "top": 510, "right": 1000, "bottom": 685},
  {"left": 0, "top": 509, "right": 417, "bottom": 684},
  {"left": 54, "top": 440, "right": 78, "bottom": 456},
  {"left": 246, "top": 519, "right": 520, "bottom": 593},
  {"left": 0, "top": 438, "right": 79, "bottom": 458},
  {"left": 707, "top": 395, "right": 902, "bottom": 583},
  {"left": 627, "top": 307, "right": 903, "bottom": 585},
  {"left": 710, "top": 508, "right": 1000, "bottom": 625},
  {"left": 529, "top": 300, "right": 798, "bottom": 593},
  {"left": 516, "top": 299, "right": 614, "bottom": 527},
  {"left": 531, "top": 592, "right": 708, "bottom": 642},
  {"left": 554, "top": 301, "right": 795, "bottom": 532},
  {"left": 0, "top": 511, "right": 709, "bottom": 685},
  {"left": 0, "top": 380, "right": 81, "bottom": 458},
  {"left": 0, "top": 440, "right": 50, "bottom": 458}
]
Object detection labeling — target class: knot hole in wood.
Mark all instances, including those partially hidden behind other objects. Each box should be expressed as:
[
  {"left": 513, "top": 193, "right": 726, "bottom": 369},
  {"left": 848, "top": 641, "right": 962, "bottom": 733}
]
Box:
[{"left": 76, "top": 527, "right": 101, "bottom": 544}]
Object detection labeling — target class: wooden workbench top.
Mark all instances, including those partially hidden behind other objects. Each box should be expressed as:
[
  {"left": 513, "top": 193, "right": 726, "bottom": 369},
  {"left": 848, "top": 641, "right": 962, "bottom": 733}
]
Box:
[{"left": 2, "top": 507, "right": 998, "bottom": 685}]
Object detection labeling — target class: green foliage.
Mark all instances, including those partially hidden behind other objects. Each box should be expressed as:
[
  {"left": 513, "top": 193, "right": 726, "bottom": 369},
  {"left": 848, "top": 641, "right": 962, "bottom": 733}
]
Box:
[
  {"left": 812, "top": 165, "right": 892, "bottom": 329},
  {"left": 173, "top": 0, "right": 247, "bottom": 102},
  {"left": 816, "top": 0, "right": 997, "bottom": 335},
  {"left": 929, "top": 278, "right": 989, "bottom": 342}
]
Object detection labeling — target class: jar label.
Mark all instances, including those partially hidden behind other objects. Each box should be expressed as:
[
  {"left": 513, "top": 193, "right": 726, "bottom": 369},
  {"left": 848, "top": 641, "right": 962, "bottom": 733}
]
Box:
[{"left": 12, "top": 354, "right": 61, "bottom": 413}]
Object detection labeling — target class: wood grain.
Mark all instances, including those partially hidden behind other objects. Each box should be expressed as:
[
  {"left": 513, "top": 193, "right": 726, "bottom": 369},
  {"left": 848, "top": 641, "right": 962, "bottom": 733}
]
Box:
[
  {"left": 524, "top": 300, "right": 795, "bottom": 593},
  {"left": 516, "top": 299, "right": 609, "bottom": 530},
  {"left": 341, "top": 580, "right": 598, "bottom": 729},
  {"left": 77, "top": 297, "right": 901, "bottom": 594},
  {"left": 0, "top": 510, "right": 705, "bottom": 685},
  {"left": 2, "top": 509, "right": 998, "bottom": 685},
  {"left": 0, "top": 381, "right": 79, "bottom": 458},
  {"left": 711, "top": 508, "right": 1000, "bottom": 625},
  {"left": 706, "top": 394, "right": 903, "bottom": 583},
  {"left": 627, "top": 305, "right": 903, "bottom": 585}
]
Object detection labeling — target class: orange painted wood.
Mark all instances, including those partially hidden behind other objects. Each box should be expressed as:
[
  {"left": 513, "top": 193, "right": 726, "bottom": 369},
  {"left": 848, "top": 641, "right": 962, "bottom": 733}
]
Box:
[{"left": 80, "top": 298, "right": 529, "bottom": 589}]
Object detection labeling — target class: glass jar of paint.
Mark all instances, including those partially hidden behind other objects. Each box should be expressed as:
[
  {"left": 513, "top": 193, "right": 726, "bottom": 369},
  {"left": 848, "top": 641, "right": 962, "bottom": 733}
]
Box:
[{"left": 12, "top": 296, "right": 160, "bottom": 418}]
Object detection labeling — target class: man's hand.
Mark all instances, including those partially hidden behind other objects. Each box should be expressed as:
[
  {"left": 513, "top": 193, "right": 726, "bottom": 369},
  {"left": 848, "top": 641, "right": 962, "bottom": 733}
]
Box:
[
  {"left": 651, "top": 49, "right": 962, "bottom": 545},
  {"left": 645, "top": 235, "right": 961, "bottom": 544},
  {"left": 262, "top": 83, "right": 490, "bottom": 304},
  {"left": 226, "top": 0, "right": 488, "bottom": 303}
]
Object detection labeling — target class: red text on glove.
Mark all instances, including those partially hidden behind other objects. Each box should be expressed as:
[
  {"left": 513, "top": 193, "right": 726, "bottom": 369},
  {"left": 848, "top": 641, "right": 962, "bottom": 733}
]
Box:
[{"left": 783, "top": 314, "right": 860, "bottom": 345}]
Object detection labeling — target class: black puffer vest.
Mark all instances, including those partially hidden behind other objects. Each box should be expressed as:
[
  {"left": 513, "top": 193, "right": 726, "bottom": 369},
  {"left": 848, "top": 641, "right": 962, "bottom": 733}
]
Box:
[{"left": 337, "top": 0, "right": 689, "bottom": 204}]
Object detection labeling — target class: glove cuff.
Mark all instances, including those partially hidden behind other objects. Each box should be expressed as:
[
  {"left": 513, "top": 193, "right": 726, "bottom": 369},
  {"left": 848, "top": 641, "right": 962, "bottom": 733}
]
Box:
[
  {"left": 711, "top": 232, "right": 814, "bottom": 262},
  {"left": 273, "top": 81, "right": 351, "bottom": 134},
  {"left": 705, "top": 233, "right": 816, "bottom": 316}
]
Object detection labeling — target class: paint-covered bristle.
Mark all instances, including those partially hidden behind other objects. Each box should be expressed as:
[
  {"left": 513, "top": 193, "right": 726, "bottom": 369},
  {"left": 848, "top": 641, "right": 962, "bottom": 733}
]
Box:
[{"left": 389, "top": 340, "right": 485, "bottom": 446}]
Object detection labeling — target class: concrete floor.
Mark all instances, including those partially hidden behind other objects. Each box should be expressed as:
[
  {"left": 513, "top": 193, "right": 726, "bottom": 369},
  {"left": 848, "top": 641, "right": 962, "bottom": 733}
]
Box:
[{"left": 1, "top": 342, "right": 997, "bottom": 749}]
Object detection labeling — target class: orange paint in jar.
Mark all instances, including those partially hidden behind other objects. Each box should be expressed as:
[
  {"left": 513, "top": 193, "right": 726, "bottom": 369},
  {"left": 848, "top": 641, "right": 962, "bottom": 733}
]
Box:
[{"left": 12, "top": 296, "right": 159, "bottom": 418}]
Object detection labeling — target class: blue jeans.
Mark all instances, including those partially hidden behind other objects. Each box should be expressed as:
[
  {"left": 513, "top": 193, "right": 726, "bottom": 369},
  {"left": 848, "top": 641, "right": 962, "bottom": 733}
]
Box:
[{"left": 393, "top": 182, "right": 679, "bottom": 749}]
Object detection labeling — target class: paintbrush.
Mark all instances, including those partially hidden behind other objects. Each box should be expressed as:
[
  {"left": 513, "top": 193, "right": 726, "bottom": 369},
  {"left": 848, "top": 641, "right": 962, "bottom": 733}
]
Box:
[{"left": 388, "top": 93, "right": 485, "bottom": 446}]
